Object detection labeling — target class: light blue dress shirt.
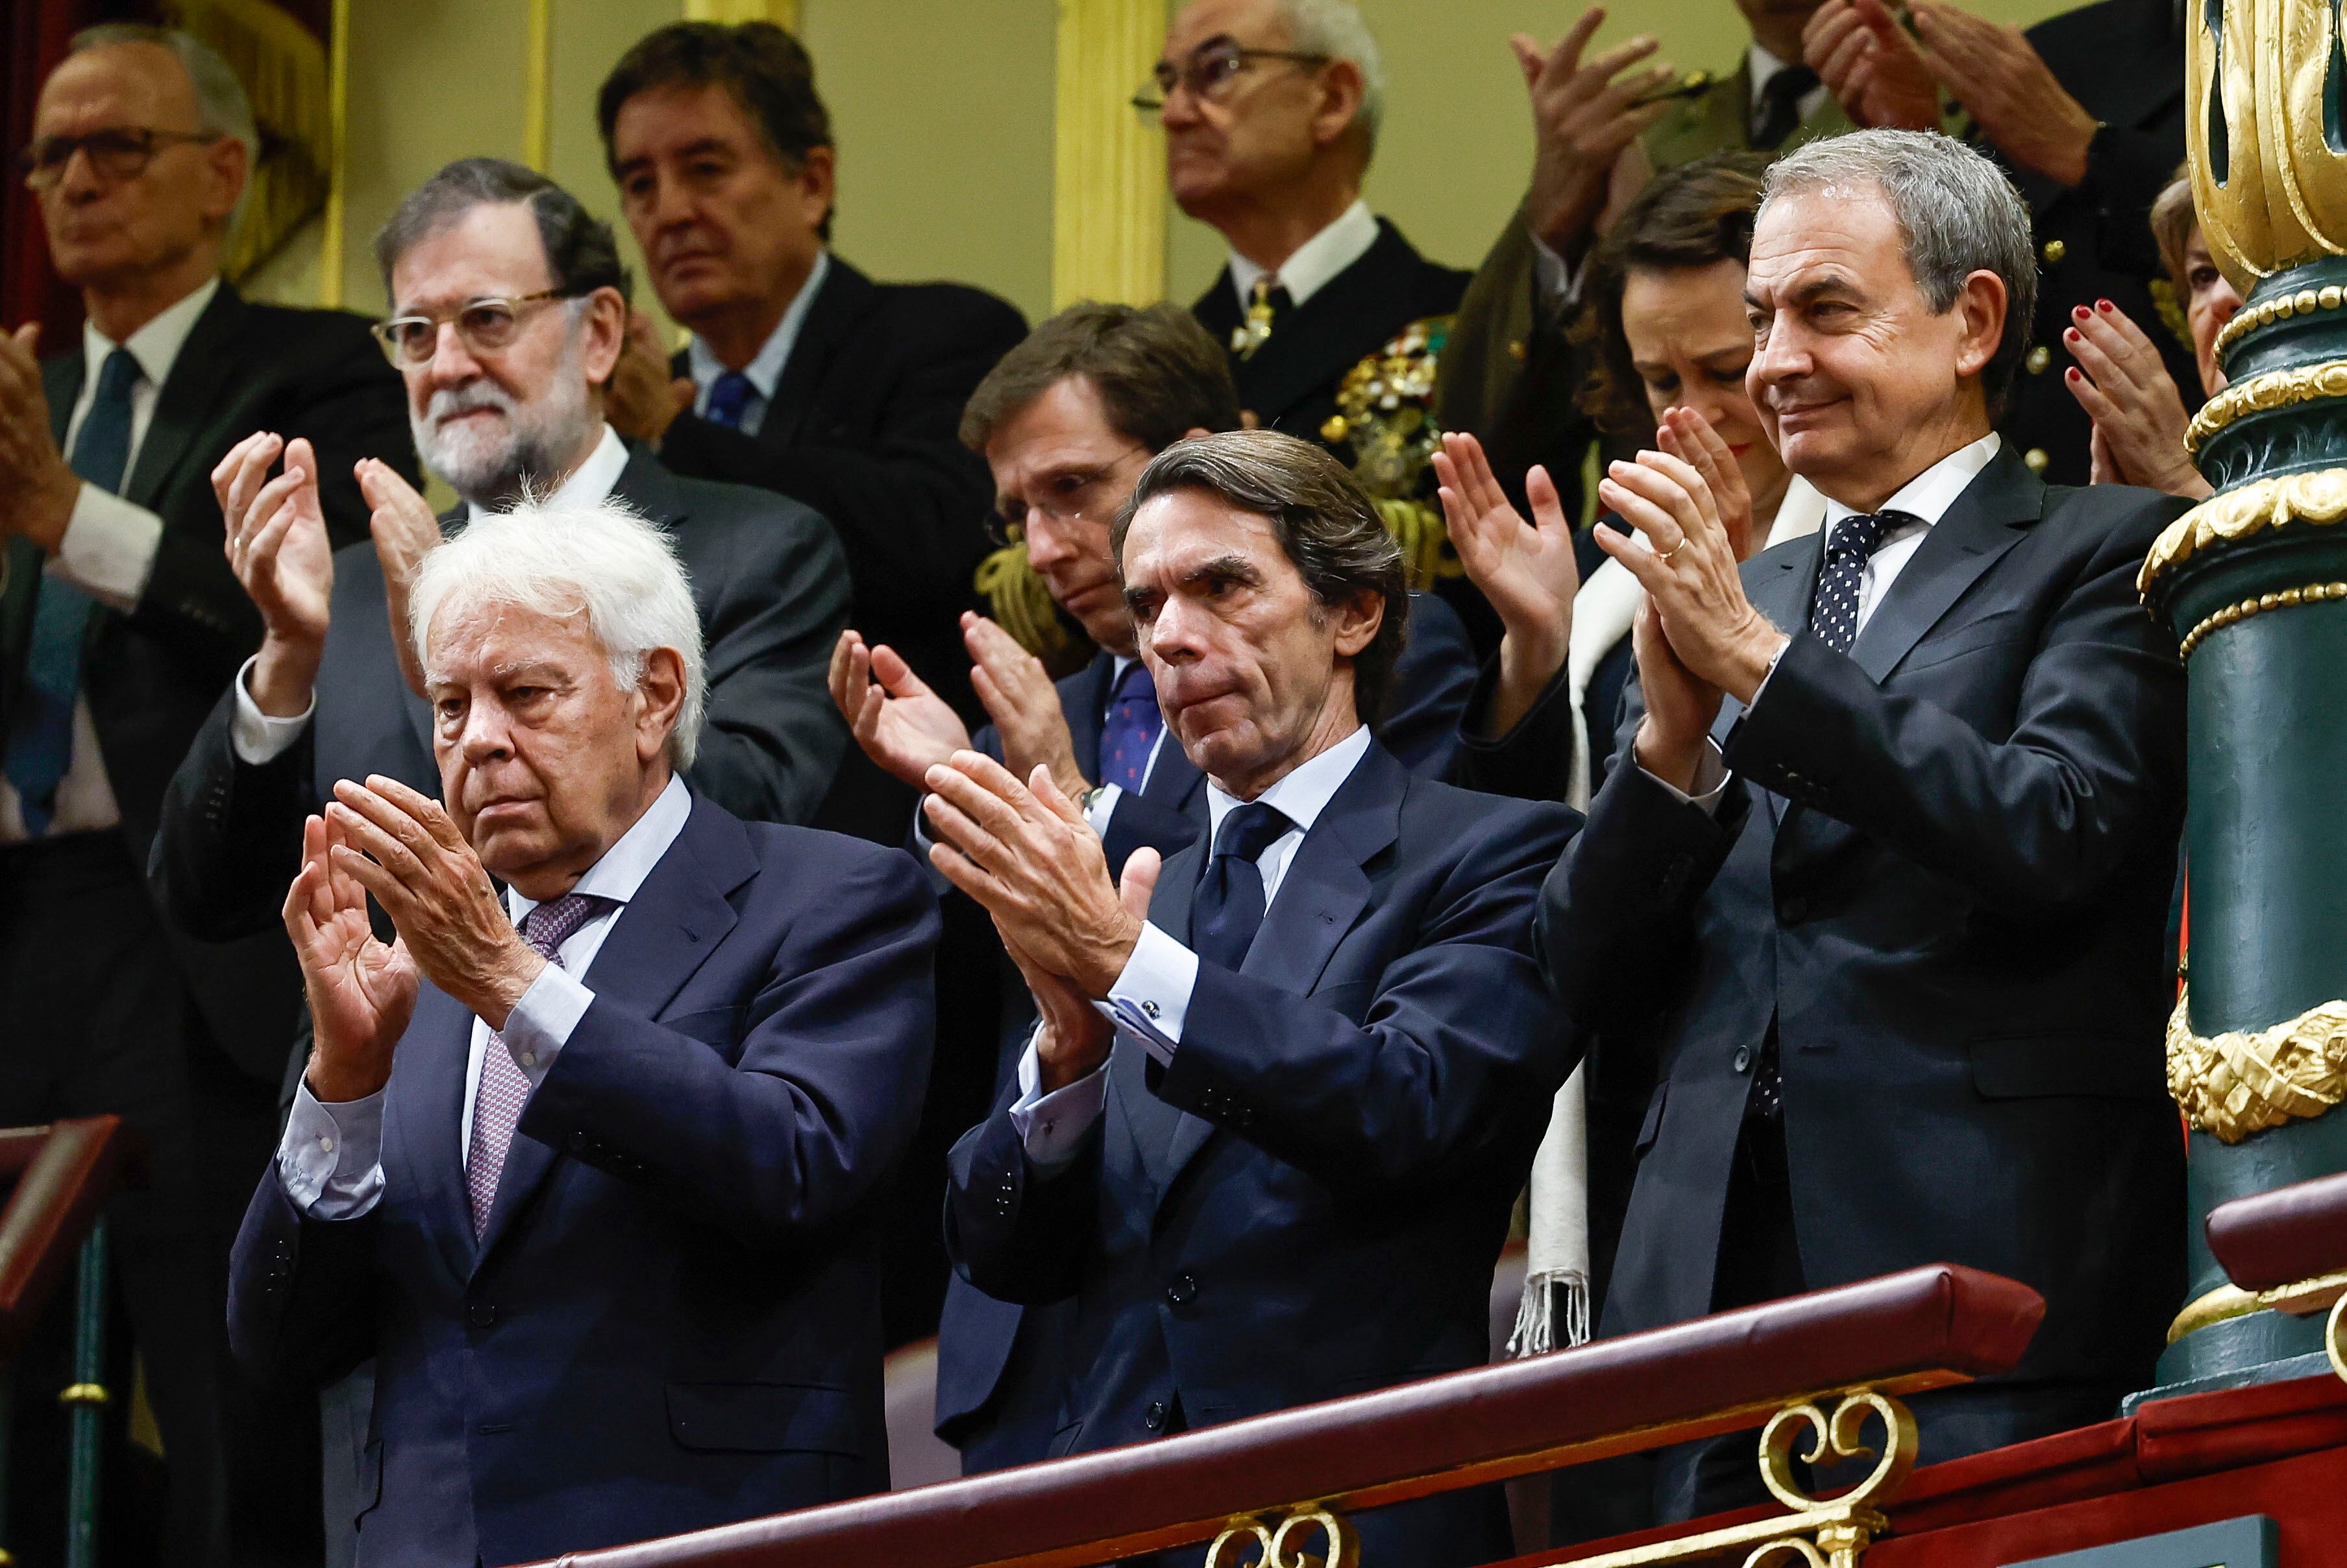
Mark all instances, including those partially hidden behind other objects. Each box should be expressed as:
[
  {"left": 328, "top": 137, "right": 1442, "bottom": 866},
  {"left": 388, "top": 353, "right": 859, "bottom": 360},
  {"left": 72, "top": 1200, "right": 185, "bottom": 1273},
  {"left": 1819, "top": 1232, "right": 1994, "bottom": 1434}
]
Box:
[{"left": 683, "top": 250, "right": 831, "bottom": 438}]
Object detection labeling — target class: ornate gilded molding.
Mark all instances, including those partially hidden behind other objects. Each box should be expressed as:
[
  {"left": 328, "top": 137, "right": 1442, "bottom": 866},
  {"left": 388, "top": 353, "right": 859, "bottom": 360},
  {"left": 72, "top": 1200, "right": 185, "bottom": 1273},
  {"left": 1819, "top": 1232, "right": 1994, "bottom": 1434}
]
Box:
[
  {"left": 522, "top": 0, "right": 554, "bottom": 172},
  {"left": 2167, "top": 986, "right": 2347, "bottom": 1145},
  {"left": 2213, "top": 282, "right": 2347, "bottom": 361},
  {"left": 2176, "top": 580, "right": 2347, "bottom": 659},
  {"left": 2137, "top": 467, "right": 2347, "bottom": 594},
  {"left": 1053, "top": 0, "right": 1168, "bottom": 307},
  {"left": 1207, "top": 1508, "right": 1357, "bottom": 1568},
  {"left": 318, "top": 0, "right": 350, "bottom": 308},
  {"left": 2183, "top": 360, "right": 2347, "bottom": 458}
]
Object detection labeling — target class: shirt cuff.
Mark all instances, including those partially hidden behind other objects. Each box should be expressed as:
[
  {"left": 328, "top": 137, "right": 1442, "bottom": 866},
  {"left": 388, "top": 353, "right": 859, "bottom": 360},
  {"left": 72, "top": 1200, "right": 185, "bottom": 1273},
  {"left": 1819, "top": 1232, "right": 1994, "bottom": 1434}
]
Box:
[
  {"left": 1638, "top": 739, "right": 1732, "bottom": 815},
  {"left": 1529, "top": 230, "right": 1588, "bottom": 317},
  {"left": 1084, "top": 783, "right": 1124, "bottom": 837},
  {"left": 1090, "top": 920, "right": 1198, "bottom": 1067},
  {"left": 54, "top": 483, "right": 164, "bottom": 609},
  {"left": 276, "top": 1081, "right": 387, "bottom": 1220},
  {"left": 1006, "top": 1029, "right": 1110, "bottom": 1171},
  {"left": 230, "top": 654, "right": 316, "bottom": 765},
  {"left": 499, "top": 962, "right": 593, "bottom": 1080}
]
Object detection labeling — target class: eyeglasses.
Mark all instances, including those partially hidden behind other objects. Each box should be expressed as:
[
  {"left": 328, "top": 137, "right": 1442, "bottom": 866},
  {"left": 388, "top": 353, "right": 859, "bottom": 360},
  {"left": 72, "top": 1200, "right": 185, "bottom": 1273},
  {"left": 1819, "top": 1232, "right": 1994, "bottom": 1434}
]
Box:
[
  {"left": 16, "top": 127, "right": 221, "bottom": 191},
  {"left": 988, "top": 447, "right": 1149, "bottom": 546},
  {"left": 1131, "top": 37, "right": 1329, "bottom": 117},
  {"left": 371, "top": 290, "right": 576, "bottom": 367}
]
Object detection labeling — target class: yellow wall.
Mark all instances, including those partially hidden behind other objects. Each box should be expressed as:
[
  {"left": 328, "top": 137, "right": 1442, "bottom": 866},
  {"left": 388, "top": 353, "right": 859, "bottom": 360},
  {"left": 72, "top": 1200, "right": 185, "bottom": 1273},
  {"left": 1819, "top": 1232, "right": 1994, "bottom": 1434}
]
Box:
[{"left": 247, "top": 0, "right": 2090, "bottom": 328}]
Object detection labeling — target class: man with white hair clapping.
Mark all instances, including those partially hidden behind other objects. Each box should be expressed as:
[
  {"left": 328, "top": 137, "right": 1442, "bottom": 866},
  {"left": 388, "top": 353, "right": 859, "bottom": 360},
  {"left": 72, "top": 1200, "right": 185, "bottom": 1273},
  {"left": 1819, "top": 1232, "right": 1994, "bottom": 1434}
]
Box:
[{"left": 225, "top": 495, "right": 937, "bottom": 1565}]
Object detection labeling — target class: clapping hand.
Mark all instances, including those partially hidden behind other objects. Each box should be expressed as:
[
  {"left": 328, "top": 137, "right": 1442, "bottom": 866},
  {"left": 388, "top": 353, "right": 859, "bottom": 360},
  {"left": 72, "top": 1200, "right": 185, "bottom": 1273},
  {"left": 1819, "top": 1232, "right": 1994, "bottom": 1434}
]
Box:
[
  {"left": 214, "top": 430, "right": 335, "bottom": 717},
  {"left": 1804, "top": 0, "right": 1939, "bottom": 133},
  {"left": 963, "top": 612, "right": 1091, "bottom": 803},
  {"left": 1433, "top": 430, "right": 1579, "bottom": 738},
  {"left": 0, "top": 323, "right": 78, "bottom": 553},
  {"left": 285, "top": 809, "right": 419, "bottom": 1105},
  {"left": 1906, "top": 1, "right": 2096, "bottom": 186},
  {"left": 356, "top": 458, "right": 443, "bottom": 700},
  {"left": 828, "top": 629, "right": 974, "bottom": 789},
  {"left": 2063, "top": 300, "right": 2211, "bottom": 499},
  {"left": 1517, "top": 8, "right": 1676, "bottom": 259},
  {"left": 604, "top": 310, "right": 695, "bottom": 445}
]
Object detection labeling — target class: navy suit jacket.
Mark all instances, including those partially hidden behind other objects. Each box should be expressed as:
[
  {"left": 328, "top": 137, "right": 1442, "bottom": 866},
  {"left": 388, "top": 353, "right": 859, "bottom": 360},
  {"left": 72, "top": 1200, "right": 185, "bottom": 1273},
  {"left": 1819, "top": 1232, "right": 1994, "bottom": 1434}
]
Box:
[
  {"left": 1541, "top": 448, "right": 2189, "bottom": 1391},
  {"left": 944, "top": 744, "right": 1575, "bottom": 1563},
  {"left": 226, "top": 794, "right": 937, "bottom": 1565},
  {"left": 933, "top": 594, "right": 1477, "bottom": 1467}
]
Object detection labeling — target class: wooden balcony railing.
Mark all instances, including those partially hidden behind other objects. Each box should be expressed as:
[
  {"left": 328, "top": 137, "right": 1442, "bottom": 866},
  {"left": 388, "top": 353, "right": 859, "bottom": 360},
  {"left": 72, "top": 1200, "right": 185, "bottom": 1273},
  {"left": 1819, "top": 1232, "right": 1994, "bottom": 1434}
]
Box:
[
  {"left": 0, "top": 1116, "right": 135, "bottom": 1360},
  {"left": 2202, "top": 1170, "right": 2347, "bottom": 1381},
  {"left": 533, "top": 1262, "right": 2043, "bottom": 1568}
]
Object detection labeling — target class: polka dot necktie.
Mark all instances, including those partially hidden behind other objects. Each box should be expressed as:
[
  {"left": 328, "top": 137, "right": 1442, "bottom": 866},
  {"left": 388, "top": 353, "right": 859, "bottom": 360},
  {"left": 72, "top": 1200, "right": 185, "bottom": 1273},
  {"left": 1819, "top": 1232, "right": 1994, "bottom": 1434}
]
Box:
[
  {"left": 1096, "top": 660, "right": 1162, "bottom": 793},
  {"left": 465, "top": 891, "right": 612, "bottom": 1238},
  {"left": 1192, "top": 802, "right": 1294, "bottom": 974},
  {"left": 1810, "top": 511, "right": 1913, "bottom": 653}
]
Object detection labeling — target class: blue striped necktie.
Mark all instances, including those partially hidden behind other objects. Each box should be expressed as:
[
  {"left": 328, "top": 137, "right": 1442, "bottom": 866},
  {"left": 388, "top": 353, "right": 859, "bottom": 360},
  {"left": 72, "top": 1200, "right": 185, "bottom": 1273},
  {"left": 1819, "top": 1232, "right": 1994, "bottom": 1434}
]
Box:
[{"left": 6, "top": 347, "right": 138, "bottom": 833}]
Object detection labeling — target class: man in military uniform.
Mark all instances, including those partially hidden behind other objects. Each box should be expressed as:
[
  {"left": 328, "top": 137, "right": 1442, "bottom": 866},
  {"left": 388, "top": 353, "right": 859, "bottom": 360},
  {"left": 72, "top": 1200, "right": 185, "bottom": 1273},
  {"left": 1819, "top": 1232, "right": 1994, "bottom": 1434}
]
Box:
[{"left": 1805, "top": 0, "right": 2194, "bottom": 483}]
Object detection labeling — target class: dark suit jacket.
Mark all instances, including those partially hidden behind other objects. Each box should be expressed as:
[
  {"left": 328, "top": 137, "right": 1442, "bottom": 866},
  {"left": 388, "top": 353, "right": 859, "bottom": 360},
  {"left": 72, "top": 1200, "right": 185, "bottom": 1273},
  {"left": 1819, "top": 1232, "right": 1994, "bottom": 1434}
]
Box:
[
  {"left": 2000, "top": 0, "right": 2196, "bottom": 484},
  {"left": 656, "top": 256, "right": 1027, "bottom": 842},
  {"left": 1540, "top": 447, "right": 2189, "bottom": 1392},
  {"left": 931, "top": 594, "right": 1479, "bottom": 1468},
  {"left": 225, "top": 793, "right": 937, "bottom": 1566},
  {"left": 151, "top": 446, "right": 850, "bottom": 944},
  {"left": 946, "top": 744, "right": 1575, "bottom": 1563},
  {"left": 6, "top": 282, "right": 413, "bottom": 1082}
]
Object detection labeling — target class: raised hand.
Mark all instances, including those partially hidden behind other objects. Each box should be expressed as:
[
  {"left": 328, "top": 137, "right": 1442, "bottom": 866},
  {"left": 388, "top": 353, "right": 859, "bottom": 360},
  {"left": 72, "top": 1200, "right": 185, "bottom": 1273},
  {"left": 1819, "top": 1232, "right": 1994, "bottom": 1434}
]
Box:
[
  {"left": 829, "top": 629, "right": 973, "bottom": 789},
  {"left": 358, "top": 457, "right": 445, "bottom": 700},
  {"left": 1654, "top": 406, "right": 1756, "bottom": 559},
  {"left": 1516, "top": 8, "right": 1676, "bottom": 259},
  {"left": 284, "top": 809, "right": 419, "bottom": 1104},
  {"left": 0, "top": 323, "right": 79, "bottom": 553},
  {"left": 1595, "top": 444, "right": 1786, "bottom": 705},
  {"left": 2062, "top": 300, "right": 2211, "bottom": 500},
  {"left": 604, "top": 310, "right": 696, "bottom": 445},
  {"left": 963, "top": 611, "right": 1090, "bottom": 802},
  {"left": 215, "top": 430, "right": 336, "bottom": 717},
  {"left": 1804, "top": 0, "right": 1939, "bottom": 132},
  {"left": 1433, "top": 430, "right": 1579, "bottom": 738},
  {"left": 1908, "top": 0, "right": 2096, "bottom": 186}
]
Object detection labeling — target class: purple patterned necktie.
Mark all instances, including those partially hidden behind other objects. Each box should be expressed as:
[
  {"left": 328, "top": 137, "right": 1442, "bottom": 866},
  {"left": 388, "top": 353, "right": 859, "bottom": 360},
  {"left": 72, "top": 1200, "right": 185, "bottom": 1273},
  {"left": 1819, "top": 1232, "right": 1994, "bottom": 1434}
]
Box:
[
  {"left": 465, "top": 891, "right": 610, "bottom": 1238},
  {"left": 1096, "top": 659, "right": 1162, "bottom": 792}
]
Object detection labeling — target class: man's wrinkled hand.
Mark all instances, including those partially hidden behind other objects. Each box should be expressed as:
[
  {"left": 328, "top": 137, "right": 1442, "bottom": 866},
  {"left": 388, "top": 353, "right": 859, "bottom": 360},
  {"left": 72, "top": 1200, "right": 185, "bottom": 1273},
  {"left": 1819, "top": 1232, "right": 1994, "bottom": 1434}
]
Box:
[
  {"left": 1805, "top": 0, "right": 1940, "bottom": 132},
  {"left": 922, "top": 754, "right": 1149, "bottom": 998},
  {"left": 964, "top": 612, "right": 1090, "bottom": 802},
  {"left": 829, "top": 629, "right": 972, "bottom": 788},
  {"left": 285, "top": 809, "right": 419, "bottom": 1103},
  {"left": 1516, "top": 8, "right": 1675, "bottom": 259},
  {"left": 325, "top": 775, "right": 544, "bottom": 1030},
  {"left": 358, "top": 458, "right": 444, "bottom": 700},
  {"left": 604, "top": 312, "right": 694, "bottom": 445},
  {"left": 0, "top": 323, "right": 81, "bottom": 554},
  {"left": 1909, "top": 0, "right": 2096, "bottom": 186},
  {"left": 214, "top": 430, "right": 335, "bottom": 717}
]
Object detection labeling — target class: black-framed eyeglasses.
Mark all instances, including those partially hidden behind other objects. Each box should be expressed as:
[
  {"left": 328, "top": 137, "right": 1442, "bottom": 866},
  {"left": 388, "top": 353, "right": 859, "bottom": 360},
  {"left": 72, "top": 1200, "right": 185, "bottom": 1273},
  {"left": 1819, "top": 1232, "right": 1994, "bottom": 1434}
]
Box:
[
  {"left": 371, "top": 289, "right": 581, "bottom": 367},
  {"left": 16, "top": 126, "right": 221, "bottom": 191},
  {"left": 1131, "top": 36, "right": 1330, "bottom": 117},
  {"left": 988, "top": 447, "right": 1149, "bottom": 546}
]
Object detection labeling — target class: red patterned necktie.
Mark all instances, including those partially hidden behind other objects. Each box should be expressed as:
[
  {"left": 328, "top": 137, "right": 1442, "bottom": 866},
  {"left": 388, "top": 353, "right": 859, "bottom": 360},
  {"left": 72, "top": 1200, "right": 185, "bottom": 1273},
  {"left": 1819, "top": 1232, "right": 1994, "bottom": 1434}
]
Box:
[{"left": 465, "top": 892, "right": 609, "bottom": 1238}]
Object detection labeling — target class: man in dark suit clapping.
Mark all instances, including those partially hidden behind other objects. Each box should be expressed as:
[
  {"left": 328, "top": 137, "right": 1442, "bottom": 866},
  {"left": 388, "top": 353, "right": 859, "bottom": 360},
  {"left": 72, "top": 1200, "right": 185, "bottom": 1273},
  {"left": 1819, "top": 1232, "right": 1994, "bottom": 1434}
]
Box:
[
  {"left": 595, "top": 21, "right": 1028, "bottom": 843},
  {"left": 226, "top": 496, "right": 935, "bottom": 1565},
  {"left": 0, "top": 26, "right": 414, "bottom": 1559},
  {"left": 928, "top": 430, "right": 1577, "bottom": 1568},
  {"left": 1545, "top": 129, "right": 2187, "bottom": 1523}
]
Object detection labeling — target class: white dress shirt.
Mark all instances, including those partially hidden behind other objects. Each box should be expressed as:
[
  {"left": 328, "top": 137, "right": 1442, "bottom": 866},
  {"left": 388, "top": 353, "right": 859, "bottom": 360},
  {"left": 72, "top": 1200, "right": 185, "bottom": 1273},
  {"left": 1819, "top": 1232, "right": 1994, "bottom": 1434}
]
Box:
[
  {"left": 276, "top": 772, "right": 694, "bottom": 1219},
  {"left": 1, "top": 275, "right": 221, "bottom": 842},
  {"left": 228, "top": 423, "right": 635, "bottom": 767},
  {"left": 1226, "top": 199, "right": 1379, "bottom": 313},
  {"left": 685, "top": 249, "right": 831, "bottom": 438},
  {"left": 1007, "top": 724, "right": 1374, "bottom": 1166}
]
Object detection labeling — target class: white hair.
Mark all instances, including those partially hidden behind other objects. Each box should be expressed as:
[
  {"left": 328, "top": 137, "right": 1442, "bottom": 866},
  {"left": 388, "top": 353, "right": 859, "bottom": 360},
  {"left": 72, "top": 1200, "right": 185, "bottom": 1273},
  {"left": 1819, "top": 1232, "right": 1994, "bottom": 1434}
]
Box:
[
  {"left": 70, "top": 25, "right": 258, "bottom": 232},
  {"left": 408, "top": 495, "right": 707, "bottom": 770},
  {"left": 1278, "top": 0, "right": 1383, "bottom": 152}
]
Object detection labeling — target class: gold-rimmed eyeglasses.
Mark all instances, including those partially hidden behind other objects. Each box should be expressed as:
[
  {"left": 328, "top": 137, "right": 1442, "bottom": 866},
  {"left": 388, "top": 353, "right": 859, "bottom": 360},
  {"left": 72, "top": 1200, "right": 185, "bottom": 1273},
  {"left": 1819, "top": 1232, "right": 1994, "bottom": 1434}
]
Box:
[
  {"left": 988, "top": 447, "right": 1150, "bottom": 547},
  {"left": 16, "top": 126, "right": 221, "bottom": 191},
  {"left": 1131, "top": 37, "right": 1330, "bottom": 118},
  {"left": 370, "top": 290, "right": 576, "bottom": 367}
]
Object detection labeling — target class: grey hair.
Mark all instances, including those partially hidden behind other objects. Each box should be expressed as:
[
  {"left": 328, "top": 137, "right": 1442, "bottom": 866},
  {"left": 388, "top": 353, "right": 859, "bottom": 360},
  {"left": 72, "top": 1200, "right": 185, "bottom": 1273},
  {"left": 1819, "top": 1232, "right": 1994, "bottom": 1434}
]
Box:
[
  {"left": 375, "top": 158, "right": 632, "bottom": 308},
  {"left": 70, "top": 24, "right": 258, "bottom": 231},
  {"left": 408, "top": 495, "right": 707, "bottom": 770},
  {"left": 1277, "top": 0, "right": 1384, "bottom": 153},
  {"left": 1760, "top": 129, "right": 2037, "bottom": 417}
]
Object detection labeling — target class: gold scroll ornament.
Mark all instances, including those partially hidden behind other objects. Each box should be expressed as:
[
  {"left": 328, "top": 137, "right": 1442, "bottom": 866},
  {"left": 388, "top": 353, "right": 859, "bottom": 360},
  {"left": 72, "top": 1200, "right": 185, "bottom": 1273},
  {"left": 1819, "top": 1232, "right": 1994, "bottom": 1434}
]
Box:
[
  {"left": 2167, "top": 986, "right": 2347, "bottom": 1144},
  {"left": 2137, "top": 465, "right": 2347, "bottom": 594},
  {"left": 2189, "top": 0, "right": 2347, "bottom": 285}
]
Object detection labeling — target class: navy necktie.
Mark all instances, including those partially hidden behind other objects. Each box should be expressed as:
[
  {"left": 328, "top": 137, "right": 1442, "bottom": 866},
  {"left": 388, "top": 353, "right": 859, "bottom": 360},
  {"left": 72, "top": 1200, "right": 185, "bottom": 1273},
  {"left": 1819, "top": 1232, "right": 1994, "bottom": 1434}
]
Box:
[
  {"left": 703, "top": 370, "right": 758, "bottom": 431},
  {"left": 1191, "top": 802, "right": 1293, "bottom": 973},
  {"left": 1754, "top": 64, "right": 1821, "bottom": 150},
  {"left": 6, "top": 347, "right": 138, "bottom": 832},
  {"left": 1096, "top": 660, "right": 1162, "bottom": 792},
  {"left": 1810, "top": 510, "right": 1910, "bottom": 654}
]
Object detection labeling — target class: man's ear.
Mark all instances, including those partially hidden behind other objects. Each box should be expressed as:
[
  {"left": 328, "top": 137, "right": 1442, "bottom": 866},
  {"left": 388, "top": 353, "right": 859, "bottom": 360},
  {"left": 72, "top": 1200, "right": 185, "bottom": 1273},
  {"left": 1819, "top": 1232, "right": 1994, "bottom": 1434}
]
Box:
[
  {"left": 635, "top": 646, "right": 688, "bottom": 764},
  {"left": 1331, "top": 586, "right": 1384, "bottom": 659},
  {"left": 199, "top": 134, "right": 249, "bottom": 228},
  {"left": 1310, "top": 59, "right": 1366, "bottom": 150},
  {"left": 1952, "top": 269, "right": 2009, "bottom": 384},
  {"left": 1183, "top": 426, "right": 1210, "bottom": 441},
  {"left": 794, "top": 145, "right": 838, "bottom": 231},
  {"left": 579, "top": 287, "right": 630, "bottom": 387}
]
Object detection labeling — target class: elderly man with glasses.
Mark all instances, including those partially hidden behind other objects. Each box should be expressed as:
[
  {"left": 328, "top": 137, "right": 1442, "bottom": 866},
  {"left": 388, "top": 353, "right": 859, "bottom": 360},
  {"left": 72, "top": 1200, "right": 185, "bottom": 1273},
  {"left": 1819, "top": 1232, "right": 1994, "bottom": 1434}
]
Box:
[{"left": 0, "top": 24, "right": 413, "bottom": 1562}]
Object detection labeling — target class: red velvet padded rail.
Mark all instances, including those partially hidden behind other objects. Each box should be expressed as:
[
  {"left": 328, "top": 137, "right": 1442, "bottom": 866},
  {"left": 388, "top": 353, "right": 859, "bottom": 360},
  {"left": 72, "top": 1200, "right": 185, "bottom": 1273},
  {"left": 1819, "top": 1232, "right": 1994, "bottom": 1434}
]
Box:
[
  {"left": 533, "top": 1263, "right": 2043, "bottom": 1568},
  {"left": 0, "top": 1116, "right": 136, "bottom": 1362},
  {"left": 2205, "top": 1170, "right": 2347, "bottom": 1294}
]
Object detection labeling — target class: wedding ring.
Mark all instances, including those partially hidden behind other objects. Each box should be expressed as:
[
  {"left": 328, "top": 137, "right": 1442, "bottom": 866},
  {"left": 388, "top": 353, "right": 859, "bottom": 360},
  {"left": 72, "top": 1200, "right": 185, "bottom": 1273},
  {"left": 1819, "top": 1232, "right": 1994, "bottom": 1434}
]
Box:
[{"left": 1659, "top": 541, "right": 1687, "bottom": 563}]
